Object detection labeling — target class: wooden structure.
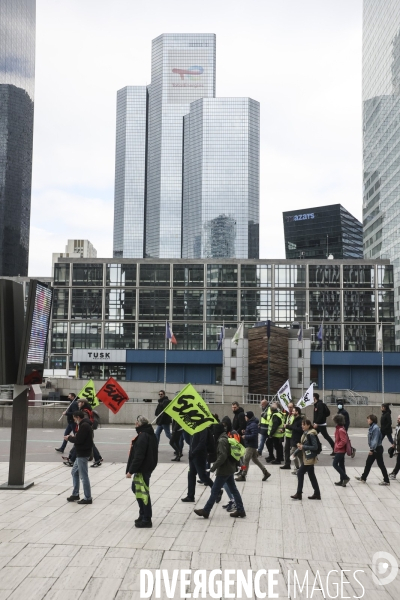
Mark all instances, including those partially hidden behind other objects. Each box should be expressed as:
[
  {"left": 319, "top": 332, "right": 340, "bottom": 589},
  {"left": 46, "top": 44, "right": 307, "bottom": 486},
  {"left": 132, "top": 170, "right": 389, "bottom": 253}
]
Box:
[{"left": 248, "top": 324, "right": 289, "bottom": 395}]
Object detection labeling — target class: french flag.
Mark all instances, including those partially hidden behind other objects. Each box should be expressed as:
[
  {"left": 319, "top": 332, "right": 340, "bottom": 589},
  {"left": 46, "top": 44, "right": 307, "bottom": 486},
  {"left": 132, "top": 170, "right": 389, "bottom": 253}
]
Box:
[{"left": 166, "top": 321, "right": 177, "bottom": 345}]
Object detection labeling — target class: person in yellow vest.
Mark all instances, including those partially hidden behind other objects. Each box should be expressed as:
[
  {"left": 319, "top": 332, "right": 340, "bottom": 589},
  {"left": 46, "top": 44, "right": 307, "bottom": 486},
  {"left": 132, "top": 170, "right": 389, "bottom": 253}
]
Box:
[
  {"left": 268, "top": 403, "right": 285, "bottom": 464},
  {"left": 281, "top": 402, "right": 294, "bottom": 470},
  {"left": 258, "top": 399, "right": 272, "bottom": 457}
]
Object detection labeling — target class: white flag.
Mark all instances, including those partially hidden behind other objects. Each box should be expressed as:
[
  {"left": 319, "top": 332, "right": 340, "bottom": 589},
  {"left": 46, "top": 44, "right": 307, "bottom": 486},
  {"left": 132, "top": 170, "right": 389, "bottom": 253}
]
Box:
[
  {"left": 232, "top": 322, "right": 244, "bottom": 346},
  {"left": 277, "top": 380, "right": 292, "bottom": 412},
  {"left": 297, "top": 383, "right": 315, "bottom": 409},
  {"left": 377, "top": 324, "right": 383, "bottom": 352}
]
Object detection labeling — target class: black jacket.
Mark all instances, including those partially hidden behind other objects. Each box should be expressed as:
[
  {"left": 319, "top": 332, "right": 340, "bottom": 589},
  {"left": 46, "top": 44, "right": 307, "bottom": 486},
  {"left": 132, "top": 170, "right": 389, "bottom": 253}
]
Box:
[
  {"left": 313, "top": 400, "right": 327, "bottom": 425},
  {"left": 232, "top": 407, "right": 246, "bottom": 435},
  {"left": 286, "top": 415, "right": 303, "bottom": 446},
  {"left": 126, "top": 423, "right": 158, "bottom": 475},
  {"left": 155, "top": 396, "right": 172, "bottom": 426},
  {"left": 381, "top": 409, "right": 392, "bottom": 435},
  {"left": 68, "top": 417, "right": 93, "bottom": 457},
  {"left": 338, "top": 408, "right": 350, "bottom": 431},
  {"left": 65, "top": 400, "right": 80, "bottom": 424},
  {"left": 189, "top": 429, "right": 208, "bottom": 458},
  {"left": 243, "top": 417, "right": 259, "bottom": 449},
  {"left": 269, "top": 410, "right": 284, "bottom": 437},
  {"left": 210, "top": 433, "right": 237, "bottom": 477}
]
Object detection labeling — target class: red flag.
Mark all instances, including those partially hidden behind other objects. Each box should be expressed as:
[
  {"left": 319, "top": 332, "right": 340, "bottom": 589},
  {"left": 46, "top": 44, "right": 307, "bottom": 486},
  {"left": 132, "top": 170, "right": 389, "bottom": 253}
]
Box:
[{"left": 97, "top": 377, "right": 128, "bottom": 414}]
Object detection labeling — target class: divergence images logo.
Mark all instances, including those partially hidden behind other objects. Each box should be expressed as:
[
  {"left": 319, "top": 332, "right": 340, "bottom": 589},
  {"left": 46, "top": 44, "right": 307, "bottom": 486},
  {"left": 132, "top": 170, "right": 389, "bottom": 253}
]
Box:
[
  {"left": 372, "top": 552, "right": 399, "bottom": 586},
  {"left": 172, "top": 65, "right": 204, "bottom": 80}
]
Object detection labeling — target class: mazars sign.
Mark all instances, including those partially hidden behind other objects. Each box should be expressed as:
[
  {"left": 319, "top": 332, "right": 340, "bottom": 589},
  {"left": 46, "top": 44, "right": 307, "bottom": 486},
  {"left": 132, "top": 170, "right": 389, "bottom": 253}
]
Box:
[{"left": 72, "top": 349, "right": 126, "bottom": 363}]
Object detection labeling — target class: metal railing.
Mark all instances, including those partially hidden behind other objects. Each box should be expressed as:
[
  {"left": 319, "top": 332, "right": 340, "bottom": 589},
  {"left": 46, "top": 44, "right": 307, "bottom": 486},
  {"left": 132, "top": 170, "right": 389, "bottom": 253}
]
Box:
[{"left": 325, "top": 389, "right": 369, "bottom": 405}]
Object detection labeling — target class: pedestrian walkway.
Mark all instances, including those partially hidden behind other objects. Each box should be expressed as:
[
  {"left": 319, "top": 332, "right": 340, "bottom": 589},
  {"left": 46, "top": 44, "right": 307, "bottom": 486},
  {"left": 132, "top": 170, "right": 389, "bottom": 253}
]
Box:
[{"left": 0, "top": 461, "right": 399, "bottom": 599}]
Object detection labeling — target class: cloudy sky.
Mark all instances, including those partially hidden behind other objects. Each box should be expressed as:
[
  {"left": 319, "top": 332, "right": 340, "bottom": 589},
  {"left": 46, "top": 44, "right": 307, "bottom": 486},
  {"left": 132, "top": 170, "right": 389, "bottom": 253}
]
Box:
[{"left": 29, "top": 0, "right": 363, "bottom": 275}]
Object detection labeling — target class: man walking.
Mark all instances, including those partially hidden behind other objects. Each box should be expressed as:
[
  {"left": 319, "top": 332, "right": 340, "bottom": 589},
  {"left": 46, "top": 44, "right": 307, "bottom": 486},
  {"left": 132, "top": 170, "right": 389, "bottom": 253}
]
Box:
[
  {"left": 55, "top": 393, "right": 79, "bottom": 453},
  {"left": 194, "top": 423, "right": 246, "bottom": 519},
  {"left": 155, "top": 390, "right": 172, "bottom": 444},
  {"left": 258, "top": 399, "right": 271, "bottom": 457},
  {"left": 281, "top": 402, "right": 294, "bottom": 470},
  {"left": 313, "top": 392, "right": 335, "bottom": 455},
  {"left": 126, "top": 416, "right": 158, "bottom": 528},
  {"left": 181, "top": 428, "right": 215, "bottom": 502},
  {"left": 389, "top": 414, "right": 400, "bottom": 480},
  {"left": 336, "top": 402, "right": 350, "bottom": 431},
  {"left": 65, "top": 410, "right": 93, "bottom": 504},
  {"left": 235, "top": 411, "right": 270, "bottom": 482},
  {"left": 356, "top": 414, "right": 390, "bottom": 486},
  {"left": 268, "top": 402, "right": 285, "bottom": 465},
  {"left": 231, "top": 402, "right": 247, "bottom": 441}
]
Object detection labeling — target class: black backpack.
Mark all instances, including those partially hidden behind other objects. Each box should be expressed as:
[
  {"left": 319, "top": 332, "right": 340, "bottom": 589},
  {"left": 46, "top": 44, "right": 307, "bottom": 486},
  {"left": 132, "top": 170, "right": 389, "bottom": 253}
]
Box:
[
  {"left": 206, "top": 427, "right": 217, "bottom": 463},
  {"left": 323, "top": 403, "right": 331, "bottom": 418},
  {"left": 92, "top": 410, "right": 100, "bottom": 430},
  {"left": 308, "top": 433, "right": 323, "bottom": 455}
]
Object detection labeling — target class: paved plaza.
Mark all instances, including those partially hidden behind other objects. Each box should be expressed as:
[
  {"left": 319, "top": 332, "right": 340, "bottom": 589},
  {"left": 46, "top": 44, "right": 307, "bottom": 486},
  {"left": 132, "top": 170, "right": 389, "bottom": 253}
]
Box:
[{"left": 0, "top": 459, "right": 399, "bottom": 599}]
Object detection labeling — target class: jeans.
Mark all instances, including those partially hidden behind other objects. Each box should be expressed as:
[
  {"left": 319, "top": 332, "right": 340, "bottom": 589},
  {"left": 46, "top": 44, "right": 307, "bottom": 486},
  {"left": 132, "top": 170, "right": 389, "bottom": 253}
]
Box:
[
  {"left": 188, "top": 454, "right": 213, "bottom": 499},
  {"left": 362, "top": 445, "right": 389, "bottom": 483},
  {"left": 72, "top": 456, "right": 92, "bottom": 499},
  {"left": 316, "top": 425, "right": 334, "bottom": 449},
  {"left": 242, "top": 447, "right": 269, "bottom": 477},
  {"left": 382, "top": 432, "right": 394, "bottom": 445},
  {"left": 60, "top": 423, "right": 74, "bottom": 451},
  {"left": 333, "top": 452, "right": 347, "bottom": 481},
  {"left": 204, "top": 474, "right": 244, "bottom": 514},
  {"left": 284, "top": 437, "right": 292, "bottom": 467},
  {"left": 223, "top": 482, "right": 234, "bottom": 501},
  {"left": 392, "top": 453, "right": 400, "bottom": 476},
  {"left": 258, "top": 434, "right": 267, "bottom": 455},
  {"left": 297, "top": 464, "right": 320, "bottom": 495},
  {"left": 132, "top": 472, "right": 152, "bottom": 522},
  {"left": 155, "top": 424, "right": 171, "bottom": 444}
]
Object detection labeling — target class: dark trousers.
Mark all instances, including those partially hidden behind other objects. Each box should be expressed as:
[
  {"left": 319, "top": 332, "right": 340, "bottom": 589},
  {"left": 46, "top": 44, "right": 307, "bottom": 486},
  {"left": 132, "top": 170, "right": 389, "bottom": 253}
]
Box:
[
  {"left": 204, "top": 474, "right": 244, "bottom": 514},
  {"left": 392, "top": 453, "right": 400, "bottom": 475},
  {"left": 317, "top": 425, "right": 334, "bottom": 449},
  {"left": 132, "top": 472, "right": 152, "bottom": 522},
  {"left": 333, "top": 452, "right": 347, "bottom": 481},
  {"left": 284, "top": 437, "right": 292, "bottom": 466},
  {"left": 297, "top": 464, "right": 320, "bottom": 495},
  {"left": 266, "top": 437, "right": 275, "bottom": 459},
  {"left": 60, "top": 423, "right": 74, "bottom": 451},
  {"left": 362, "top": 445, "right": 389, "bottom": 483},
  {"left": 272, "top": 437, "right": 284, "bottom": 461},
  {"left": 382, "top": 432, "right": 394, "bottom": 445},
  {"left": 188, "top": 454, "right": 213, "bottom": 499}
]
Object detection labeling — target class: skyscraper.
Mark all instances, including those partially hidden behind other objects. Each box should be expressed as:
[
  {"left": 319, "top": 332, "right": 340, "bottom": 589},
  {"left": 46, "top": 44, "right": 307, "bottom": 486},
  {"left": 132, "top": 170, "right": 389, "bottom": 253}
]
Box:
[
  {"left": 0, "top": 0, "right": 35, "bottom": 276},
  {"left": 363, "top": 0, "right": 400, "bottom": 346},
  {"left": 182, "top": 98, "right": 260, "bottom": 259}
]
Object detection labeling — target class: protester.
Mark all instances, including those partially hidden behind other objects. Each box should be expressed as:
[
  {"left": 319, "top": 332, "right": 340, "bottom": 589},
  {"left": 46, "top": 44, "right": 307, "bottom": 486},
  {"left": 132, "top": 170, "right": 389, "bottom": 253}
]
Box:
[
  {"left": 63, "top": 400, "right": 103, "bottom": 467},
  {"left": 170, "top": 419, "right": 183, "bottom": 462},
  {"left": 220, "top": 416, "right": 237, "bottom": 511},
  {"left": 235, "top": 411, "right": 270, "bottom": 482},
  {"left": 380, "top": 403, "right": 393, "bottom": 445},
  {"left": 181, "top": 428, "right": 215, "bottom": 502},
  {"left": 154, "top": 390, "right": 172, "bottom": 444},
  {"left": 332, "top": 414, "right": 350, "bottom": 487},
  {"left": 65, "top": 410, "right": 93, "bottom": 504},
  {"left": 337, "top": 402, "right": 350, "bottom": 431},
  {"left": 55, "top": 393, "right": 79, "bottom": 453},
  {"left": 194, "top": 423, "right": 246, "bottom": 519},
  {"left": 291, "top": 419, "right": 321, "bottom": 501},
  {"left": 258, "top": 399, "right": 271, "bottom": 456},
  {"left": 126, "top": 415, "right": 158, "bottom": 528},
  {"left": 389, "top": 414, "right": 400, "bottom": 480},
  {"left": 267, "top": 402, "right": 285, "bottom": 465},
  {"left": 284, "top": 405, "right": 303, "bottom": 474},
  {"left": 313, "top": 392, "right": 335, "bottom": 455},
  {"left": 231, "top": 402, "right": 246, "bottom": 441},
  {"left": 356, "top": 414, "right": 390, "bottom": 485},
  {"left": 281, "top": 402, "right": 294, "bottom": 469}
]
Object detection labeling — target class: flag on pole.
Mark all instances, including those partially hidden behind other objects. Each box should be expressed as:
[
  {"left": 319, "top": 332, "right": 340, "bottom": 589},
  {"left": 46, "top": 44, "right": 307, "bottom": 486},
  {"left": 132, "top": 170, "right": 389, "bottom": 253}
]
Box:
[
  {"left": 317, "top": 324, "right": 323, "bottom": 343},
  {"left": 77, "top": 379, "right": 99, "bottom": 408},
  {"left": 217, "top": 326, "right": 224, "bottom": 350},
  {"left": 377, "top": 323, "right": 383, "bottom": 352},
  {"left": 232, "top": 322, "right": 244, "bottom": 346},
  {"left": 297, "top": 383, "right": 314, "bottom": 409},
  {"left": 166, "top": 321, "right": 177, "bottom": 345},
  {"left": 97, "top": 377, "right": 128, "bottom": 414},
  {"left": 164, "top": 383, "right": 218, "bottom": 434},
  {"left": 297, "top": 323, "right": 303, "bottom": 342},
  {"left": 267, "top": 319, "right": 271, "bottom": 340},
  {"left": 277, "top": 380, "right": 292, "bottom": 412}
]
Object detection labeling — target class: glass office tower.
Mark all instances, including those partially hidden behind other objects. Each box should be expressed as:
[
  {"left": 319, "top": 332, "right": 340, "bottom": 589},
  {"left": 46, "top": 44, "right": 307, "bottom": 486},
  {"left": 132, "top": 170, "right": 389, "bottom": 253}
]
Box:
[
  {"left": 113, "top": 86, "right": 148, "bottom": 258},
  {"left": 363, "top": 0, "right": 400, "bottom": 346},
  {"left": 182, "top": 98, "right": 260, "bottom": 259},
  {"left": 0, "top": 0, "right": 35, "bottom": 276}
]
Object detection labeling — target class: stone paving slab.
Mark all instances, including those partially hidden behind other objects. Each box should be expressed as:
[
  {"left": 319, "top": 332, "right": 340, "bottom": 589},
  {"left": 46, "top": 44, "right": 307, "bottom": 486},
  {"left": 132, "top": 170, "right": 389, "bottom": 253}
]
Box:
[{"left": 0, "top": 461, "right": 399, "bottom": 599}]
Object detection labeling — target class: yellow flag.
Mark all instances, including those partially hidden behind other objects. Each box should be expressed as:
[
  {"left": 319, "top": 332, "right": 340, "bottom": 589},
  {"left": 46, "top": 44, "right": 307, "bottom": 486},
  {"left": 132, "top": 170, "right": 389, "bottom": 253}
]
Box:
[
  {"left": 77, "top": 379, "right": 99, "bottom": 408},
  {"left": 164, "top": 383, "right": 217, "bottom": 434}
]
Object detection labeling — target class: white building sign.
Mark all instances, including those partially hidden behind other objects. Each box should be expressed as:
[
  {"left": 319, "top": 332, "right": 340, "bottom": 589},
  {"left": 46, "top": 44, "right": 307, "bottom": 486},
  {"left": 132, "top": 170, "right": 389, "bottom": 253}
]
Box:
[{"left": 72, "top": 349, "right": 127, "bottom": 363}]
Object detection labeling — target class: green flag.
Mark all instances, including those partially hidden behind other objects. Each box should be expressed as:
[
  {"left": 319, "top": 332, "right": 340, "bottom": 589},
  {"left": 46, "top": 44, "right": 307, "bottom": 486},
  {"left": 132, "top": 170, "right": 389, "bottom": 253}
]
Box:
[
  {"left": 77, "top": 379, "right": 99, "bottom": 408},
  {"left": 164, "top": 383, "right": 217, "bottom": 434}
]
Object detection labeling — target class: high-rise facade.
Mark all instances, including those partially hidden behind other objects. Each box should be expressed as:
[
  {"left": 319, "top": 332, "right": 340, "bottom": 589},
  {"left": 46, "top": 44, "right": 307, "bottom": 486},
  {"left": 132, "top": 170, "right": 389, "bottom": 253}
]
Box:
[
  {"left": 0, "top": 0, "right": 35, "bottom": 276},
  {"left": 113, "top": 34, "right": 260, "bottom": 260},
  {"left": 182, "top": 98, "right": 260, "bottom": 259},
  {"left": 363, "top": 0, "right": 400, "bottom": 345}
]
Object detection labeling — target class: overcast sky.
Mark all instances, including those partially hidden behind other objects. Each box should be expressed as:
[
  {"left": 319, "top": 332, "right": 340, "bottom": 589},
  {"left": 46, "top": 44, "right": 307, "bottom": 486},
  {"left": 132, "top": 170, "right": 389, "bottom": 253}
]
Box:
[{"left": 29, "top": 0, "right": 363, "bottom": 275}]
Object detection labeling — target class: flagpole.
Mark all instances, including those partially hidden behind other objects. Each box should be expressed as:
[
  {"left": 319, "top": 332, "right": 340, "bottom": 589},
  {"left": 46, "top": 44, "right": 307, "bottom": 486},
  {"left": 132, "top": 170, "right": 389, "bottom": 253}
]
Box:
[
  {"left": 301, "top": 321, "right": 304, "bottom": 397},
  {"left": 381, "top": 323, "right": 385, "bottom": 403},
  {"left": 222, "top": 321, "right": 225, "bottom": 404},
  {"left": 242, "top": 322, "right": 245, "bottom": 404},
  {"left": 322, "top": 321, "right": 325, "bottom": 403},
  {"left": 164, "top": 320, "right": 167, "bottom": 389}
]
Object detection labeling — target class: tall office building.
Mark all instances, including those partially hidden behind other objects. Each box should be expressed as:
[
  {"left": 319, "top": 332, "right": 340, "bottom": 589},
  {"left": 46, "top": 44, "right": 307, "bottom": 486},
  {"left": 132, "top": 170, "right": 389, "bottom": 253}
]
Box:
[
  {"left": 363, "top": 0, "right": 400, "bottom": 346},
  {"left": 0, "top": 0, "right": 35, "bottom": 276},
  {"left": 113, "top": 34, "right": 260, "bottom": 260},
  {"left": 182, "top": 98, "right": 260, "bottom": 259}
]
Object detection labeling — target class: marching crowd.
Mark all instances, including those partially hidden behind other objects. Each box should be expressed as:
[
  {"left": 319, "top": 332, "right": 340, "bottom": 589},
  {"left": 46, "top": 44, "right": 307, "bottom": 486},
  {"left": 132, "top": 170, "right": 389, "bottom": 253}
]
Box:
[{"left": 57, "top": 389, "right": 400, "bottom": 528}]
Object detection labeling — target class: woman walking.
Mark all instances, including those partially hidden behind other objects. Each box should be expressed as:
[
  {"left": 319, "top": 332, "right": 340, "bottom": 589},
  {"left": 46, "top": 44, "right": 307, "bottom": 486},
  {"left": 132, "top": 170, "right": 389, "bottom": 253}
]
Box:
[
  {"left": 291, "top": 419, "right": 321, "bottom": 501},
  {"left": 284, "top": 406, "right": 303, "bottom": 474},
  {"left": 332, "top": 414, "right": 350, "bottom": 487}
]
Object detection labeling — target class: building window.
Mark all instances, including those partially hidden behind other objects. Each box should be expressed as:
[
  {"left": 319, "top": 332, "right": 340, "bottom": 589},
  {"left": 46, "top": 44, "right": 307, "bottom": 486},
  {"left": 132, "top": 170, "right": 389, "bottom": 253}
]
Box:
[
  {"left": 343, "top": 265, "right": 375, "bottom": 288},
  {"left": 309, "top": 265, "right": 340, "bottom": 288},
  {"left": 52, "top": 289, "right": 69, "bottom": 319},
  {"left": 275, "top": 290, "right": 306, "bottom": 323},
  {"left": 241, "top": 290, "right": 271, "bottom": 321},
  {"left": 106, "top": 264, "right": 137, "bottom": 286},
  {"left": 105, "top": 289, "right": 136, "bottom": 320},
  {"left": 274, "top": 265, "right": 306, "bottom": 287},
  {"left": 231, "top": 348, "right": 237, "bottom": 358},
  {"left": 104, "top": 322, "right": 135, "bottom": 349},
  {"left": 206, "top": 322, "right": 236, "bottom": 350},
  {"left": 343, "top": 325, "right": 376, "bottom": 351},
  {"left": 71, "top": 289, "right": 102, "bottom": 320},
  {"left": 343, "top": 291, "right": 375, "bottom": 322},
  {"left": 72, "top": 264, "right": 103, "bottom": 286},
  {"left": 298, "top": 370, "right": 303, "bottom": 385},
  {"left": 309, "top": 290, "right": 341, "bottom": 322},
  {"left": 54, "top": 263, "right": 70, "bottom": 286},
  {"left": 298, "top": 349, "right": 302, "bottom": 358},
  {"left": 70, "top": 322, "right": 101, "bottom": 349},
  {"left": 231, "top": 368, "right": 236, "bottom": 381},
  {"left": 173, "top": 289, "right": 204, "bottom": 320},
  {"left": 51, "top": 322, "right": 68, "bottom": 353},
  {"left": 139, "top": 264, "right": 170, "bottom": 286},
  {"left": 138, "top": 322, "right": 165, "bottom": 349},
  {"left": 50, "top": 356, "right": 67, "bottom": 369},
  {"left": 377, "top": 265, "right": 393, "bottom": 288},
  {"left": 207, "top": 290, "right": 237, "bottom": 321},
  {"left": 310, "top": 323, "right": 341, "bottom": 351},
  {"left": 241, "top": 264, "right": 271, "bottom": 287},
  {"left": 378, "top": 290, "right": 395, "bottom": 321},
  {"left": 173, "top": 264, "right": 204, "bottom": 287},
  {"left": 207, "top": 264, "right": 238, "bottom": 287},
  {"left": 170, "top": 323, "right": 203, "bottom": 350},
  {"left": 139, "top": 290, "right": 170, "bottom": 320},
  {"left": 80, "top": 363, "right": 126, "bottom": 381}
]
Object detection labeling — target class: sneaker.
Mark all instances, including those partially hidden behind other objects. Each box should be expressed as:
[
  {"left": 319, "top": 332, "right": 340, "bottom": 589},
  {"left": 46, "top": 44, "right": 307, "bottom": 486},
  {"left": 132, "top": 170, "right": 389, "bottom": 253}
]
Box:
[
  {"left": 389, "top": 473, "right": 397, "bottom": 480},
  {"left": 342, "top": 477, "right": 350, "bottom": 486},
  {"left": 230, "top": 510, "right": 246, "bottom": 518},
  {"left": 227, "top": 502, "right": 237, "bottom": 513},
  {"left": 379, "top": 481, "right": 390, "bottom": 486},
  {"left": 262, "top": 472, "right": 271, "bottom": 482},
  {"left": 235, "top": 474, "right": 246, "bottom": 482},
  {"left": 55, "top": 448, "right": 64, "bottom": 453},
  {"left": 355, "top": 477, "right": 366, "bottom": 483},
  {"left": 135, "top": 520, "right": 152, "bottom": 528},
  {"left": 334, "top": 481, "right": 343, "bottom": 486},
  {"left": 66, "top": 495, "right": 80, "bottom": 502},
  {"left": 63, "top": 460, "right": 73, "bottom": 467},
  {"left": 90, "top": 459, "right": 103, "bottom": 468},
  {"left": 292, "top": 469, "right": 298, "bottom": 475},
  {"left": 181, "top": 496, "right": 195, "bottom": 503},
  {"left": 77, "top": 498, "right": 93, "bottom": 504},
  {"left": 223, "top": 500, "right": 234, "bottom": 511}
]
